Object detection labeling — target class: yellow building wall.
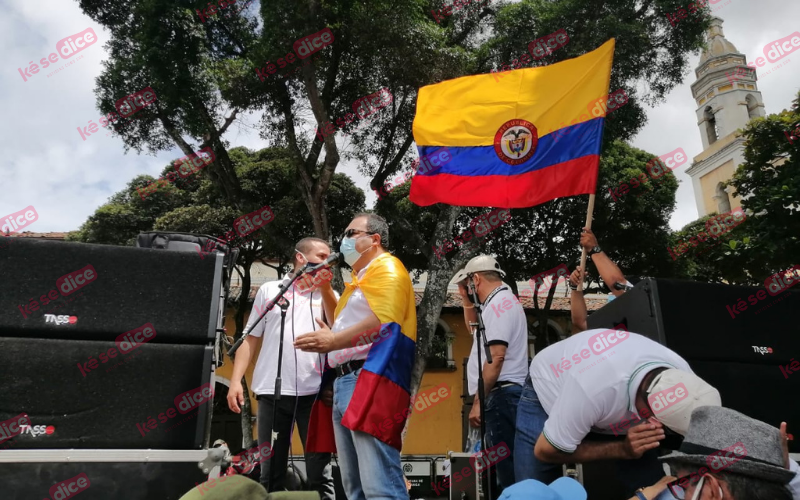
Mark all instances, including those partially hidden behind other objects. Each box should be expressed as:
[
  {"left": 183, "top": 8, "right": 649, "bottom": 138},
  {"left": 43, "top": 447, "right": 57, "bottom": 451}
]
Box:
[
  {"left": 401, "top": 312, "right": 472, "bottom": 455},
  {"left": 699, "top": 158, "right": 742, "bottom": 216},
  {"left": 216, "top": 312, "right": 261, "bottom": 440},
  {"left": 216, "top": 308, "right": 476, "bottom": 456}
]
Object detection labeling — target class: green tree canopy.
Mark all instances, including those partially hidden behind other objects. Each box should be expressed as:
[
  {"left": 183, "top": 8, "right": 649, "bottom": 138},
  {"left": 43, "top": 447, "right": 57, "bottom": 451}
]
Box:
[{"left": 727, "top": 90, "right": 800, "bottom": 276}]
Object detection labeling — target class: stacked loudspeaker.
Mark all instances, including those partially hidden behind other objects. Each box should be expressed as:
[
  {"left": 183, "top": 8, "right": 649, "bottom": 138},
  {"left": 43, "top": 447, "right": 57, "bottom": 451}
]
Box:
[
  {"left": 583, "top": 277, "right": 800, "bottom": 500},
  {"left": 0, "top": 236, "right": 226, "bottom": 499}
]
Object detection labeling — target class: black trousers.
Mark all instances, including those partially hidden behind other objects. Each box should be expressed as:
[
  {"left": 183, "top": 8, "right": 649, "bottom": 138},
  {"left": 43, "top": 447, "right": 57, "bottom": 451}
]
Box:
[{"left": 257, "top": 394, "right": 335, "bottom": 500}]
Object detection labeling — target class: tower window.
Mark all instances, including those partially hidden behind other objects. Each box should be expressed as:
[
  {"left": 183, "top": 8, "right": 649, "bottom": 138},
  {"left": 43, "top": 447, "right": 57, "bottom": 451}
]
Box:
[
  {"left": 714, "top": 182, "right": 732, "bottom": 214},
  {"left": 705, "top": 107, "right": 718, "bottom": 144},
  {"left": 746, "top": 94, "right": 759, "bottom": 120}
]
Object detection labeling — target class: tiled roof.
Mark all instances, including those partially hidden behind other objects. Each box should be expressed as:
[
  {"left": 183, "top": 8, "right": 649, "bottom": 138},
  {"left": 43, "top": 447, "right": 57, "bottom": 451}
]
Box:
[
  {"left": 228, "top": 285, "right": 608, "bottom": 312},
  {"left": 3, "top": 231, "right": 68, "bottom": 240}
]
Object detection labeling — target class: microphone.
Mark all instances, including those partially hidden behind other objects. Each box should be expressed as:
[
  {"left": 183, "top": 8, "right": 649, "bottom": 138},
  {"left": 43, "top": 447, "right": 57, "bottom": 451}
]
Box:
[{"left": 303, "top": 252, "right": 340, "bottom": 272}]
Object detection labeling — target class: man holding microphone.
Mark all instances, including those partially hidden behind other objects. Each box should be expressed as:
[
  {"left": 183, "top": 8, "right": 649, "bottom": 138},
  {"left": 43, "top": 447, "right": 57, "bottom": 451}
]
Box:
[
  {"left": 226, "top": 237, "right": 337, "bottom": 500},
  {"left": 295, "top": 213, "right": 416, "bottom": 500}
]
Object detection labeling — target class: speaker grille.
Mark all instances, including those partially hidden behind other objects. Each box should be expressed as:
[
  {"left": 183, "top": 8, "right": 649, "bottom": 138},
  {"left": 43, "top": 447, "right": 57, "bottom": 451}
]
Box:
[{"left": 0, "top": 238, "right": 222, "bottom": 344}]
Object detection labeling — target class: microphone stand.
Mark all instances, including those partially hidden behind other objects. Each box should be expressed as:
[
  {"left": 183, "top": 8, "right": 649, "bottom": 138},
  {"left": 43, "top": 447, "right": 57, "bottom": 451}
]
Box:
[
  {"left": 469, "top": 281, "right": 493, "bottom": 500},
  {"left": 265, "top": 296, "right": 290, "bottom": 493}
]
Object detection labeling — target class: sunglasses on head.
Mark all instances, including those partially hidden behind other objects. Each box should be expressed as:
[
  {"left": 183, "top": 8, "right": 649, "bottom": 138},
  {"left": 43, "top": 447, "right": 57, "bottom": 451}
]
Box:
[{"left": 342, "top": 229, "right": 376, "bottom": 239}]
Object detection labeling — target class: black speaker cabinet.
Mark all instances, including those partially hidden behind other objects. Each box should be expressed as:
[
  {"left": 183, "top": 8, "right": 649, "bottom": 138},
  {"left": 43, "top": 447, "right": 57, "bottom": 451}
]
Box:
[
  {"left": 587, "top": 277, "right": 800, "bottom": 453},
  {"left": 0, "top": 237, "right": 224, "bottom": 450},
  {"left": 1, "top": 337, "right": 213, "bottom": 449},
  {"left": 0, "top": 459, "right": 208, "bottom": 500},
  {"left": 0, "top": 237, "right": 223, "bottom": 343}
]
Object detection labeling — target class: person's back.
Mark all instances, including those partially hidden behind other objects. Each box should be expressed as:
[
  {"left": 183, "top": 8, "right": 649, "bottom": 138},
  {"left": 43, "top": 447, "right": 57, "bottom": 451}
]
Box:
[{"left": 529, "top": 329, "right": 691, "bottom": 441}]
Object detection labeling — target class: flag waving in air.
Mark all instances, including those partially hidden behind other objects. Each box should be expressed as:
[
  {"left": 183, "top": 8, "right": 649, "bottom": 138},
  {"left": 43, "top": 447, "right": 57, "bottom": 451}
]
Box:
[{"left": 410, "top": 39, "right": 616, "bottom": 208}]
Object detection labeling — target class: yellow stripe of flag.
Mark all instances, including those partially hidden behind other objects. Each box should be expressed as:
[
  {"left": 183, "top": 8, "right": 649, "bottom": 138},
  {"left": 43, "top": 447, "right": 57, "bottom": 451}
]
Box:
[{"left": 413, "top": 39, "right": 616, "bottom": 147}]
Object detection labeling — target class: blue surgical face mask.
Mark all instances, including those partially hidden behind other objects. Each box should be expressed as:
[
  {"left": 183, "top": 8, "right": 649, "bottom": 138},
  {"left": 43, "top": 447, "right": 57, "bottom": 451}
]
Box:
[{"left": 340, "top": 237, "right": 368, "bottom": 266}]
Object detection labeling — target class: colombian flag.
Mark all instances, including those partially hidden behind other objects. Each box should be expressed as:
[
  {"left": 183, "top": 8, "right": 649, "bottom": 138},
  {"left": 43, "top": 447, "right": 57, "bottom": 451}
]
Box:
[
  {"left": 306, "top": 253, "right": 417, "bottom": 452},
  {"left": 409, "top": 39, "right": 615, "bottom": 208}
]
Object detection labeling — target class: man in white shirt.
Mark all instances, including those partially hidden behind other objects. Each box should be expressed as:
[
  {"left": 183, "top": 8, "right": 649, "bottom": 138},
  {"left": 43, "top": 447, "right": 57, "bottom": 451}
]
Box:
[
  {"left": 514, "top": 327, "right": 722, "bottom": 496},
  {"left": 452, "top": 255, "right": 529, "bottom": 491},
  {"left": 226, "top": 237, "right": 337, "bottom": 499},
  {"left": 294, "top": 213, "right": 417, "bottom": 500}
]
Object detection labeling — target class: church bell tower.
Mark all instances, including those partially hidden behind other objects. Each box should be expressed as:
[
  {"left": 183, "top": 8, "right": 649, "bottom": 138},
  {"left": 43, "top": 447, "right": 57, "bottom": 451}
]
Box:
[{"left": 685, "top": 17, "right": 766, "bottom": 216}]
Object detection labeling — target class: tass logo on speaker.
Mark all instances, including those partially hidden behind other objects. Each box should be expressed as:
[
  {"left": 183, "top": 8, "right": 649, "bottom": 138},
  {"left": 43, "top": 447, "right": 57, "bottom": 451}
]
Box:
[
  {"left": 45, "top": 314, "right": 77, "bottom": 326},
  {"left": 48, "top": 472, "right": 91, "bottom": 500},
  {"left": 20, "top": 423, "right": 55, "bottom": 437}
]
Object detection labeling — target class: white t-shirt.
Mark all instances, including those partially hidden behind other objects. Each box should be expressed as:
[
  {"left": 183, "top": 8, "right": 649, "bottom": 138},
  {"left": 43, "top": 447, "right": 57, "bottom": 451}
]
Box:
[
  {"left": 327, "top": 259, "right": 378, "bottom": 368},
  {"left": 467, "top": 285, "right": 529, "bottom": 395},
  {"left": 246, "top": 278, "right": 337, "bottom": 396},
  {"left": 528, "top": 329, "right": 691, "bottom": 453}
]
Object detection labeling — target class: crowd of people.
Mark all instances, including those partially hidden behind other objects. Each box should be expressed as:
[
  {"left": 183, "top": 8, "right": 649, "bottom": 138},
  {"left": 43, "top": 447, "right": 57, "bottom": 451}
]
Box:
[{"left": 205, "top": 214, "right": 800, "bottom": 500}]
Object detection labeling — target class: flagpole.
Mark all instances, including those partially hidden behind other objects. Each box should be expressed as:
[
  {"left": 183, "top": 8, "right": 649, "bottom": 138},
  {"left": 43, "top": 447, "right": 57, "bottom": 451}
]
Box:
[{"left": 578, "top": 193, "right": 596, "bottom": 292}]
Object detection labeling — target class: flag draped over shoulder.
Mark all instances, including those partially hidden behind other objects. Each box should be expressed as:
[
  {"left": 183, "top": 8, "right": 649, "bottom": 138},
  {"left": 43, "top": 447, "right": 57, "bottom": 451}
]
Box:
[
  {"left": 306, "top": 253, "right": 417, "bottom": 452},
  {"left": 409, "top": 39, "right": 615, "bottom": 208}
]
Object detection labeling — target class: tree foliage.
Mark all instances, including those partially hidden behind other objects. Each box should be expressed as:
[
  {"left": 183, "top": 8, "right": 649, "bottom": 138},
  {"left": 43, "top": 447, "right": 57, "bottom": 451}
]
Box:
[
  {"left": 726, "top": 91, "right": 800, "bottom": 276},
  {"left": 69, "top": 145, "right": 364, "bottom": 294},
  {"left": 76, "top": 0, "right": 713, "bottom": 409}
]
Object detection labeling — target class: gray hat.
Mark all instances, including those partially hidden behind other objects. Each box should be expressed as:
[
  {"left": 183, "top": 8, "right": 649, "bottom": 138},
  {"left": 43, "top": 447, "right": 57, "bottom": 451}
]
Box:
[{"left": 660, "top": 406, "right": 795, "bottom": 484}]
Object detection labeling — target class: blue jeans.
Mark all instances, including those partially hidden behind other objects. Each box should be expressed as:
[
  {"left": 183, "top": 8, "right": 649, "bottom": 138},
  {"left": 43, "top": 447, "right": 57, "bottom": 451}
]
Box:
[
  {"left": 514, "top": 376, "right": 562, "bottom": 484},
  {"left": 484, "top": 384, "right": 522, "bottom": 491},
  {"left": 513, "top": 376, "right": 666, "bottom": 494},
  {"left": 332, "top": 369, "right": 408, "bottom": 500}
]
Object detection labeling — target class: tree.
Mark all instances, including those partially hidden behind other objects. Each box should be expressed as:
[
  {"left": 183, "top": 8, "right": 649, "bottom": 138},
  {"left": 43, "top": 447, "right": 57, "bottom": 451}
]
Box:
[
  {"left": 725, "top": 90, "right": 800, "bottom": 277},
  {"left": 668, "top": 213, "right": 753, "bottom": 285},
  {"left": 78, "top": 0, "right": 256, "bottom": 209}
]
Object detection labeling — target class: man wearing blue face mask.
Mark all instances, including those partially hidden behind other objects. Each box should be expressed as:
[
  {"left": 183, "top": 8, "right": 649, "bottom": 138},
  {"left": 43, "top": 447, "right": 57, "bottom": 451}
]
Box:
[{"left": 295, "top": 213, "right": 417, "bottom": 500}]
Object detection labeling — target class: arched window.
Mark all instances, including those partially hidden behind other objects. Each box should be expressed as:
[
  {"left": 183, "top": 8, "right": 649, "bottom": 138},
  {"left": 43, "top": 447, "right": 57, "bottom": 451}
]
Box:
[
  {"left": 530, "top": 319, "right": 565, "bottom": 359},
  {"left": 745, "top": 94, "right": 759, "bottom": 120},
  {"left": 428, "top": 320, "right": 456, "bottom": 369},
  {"left": 714, "top": 182, "right": 732, "bottom": 214},
  {"left": 705, "top": 107, "right": 718, "bottom": 144}
]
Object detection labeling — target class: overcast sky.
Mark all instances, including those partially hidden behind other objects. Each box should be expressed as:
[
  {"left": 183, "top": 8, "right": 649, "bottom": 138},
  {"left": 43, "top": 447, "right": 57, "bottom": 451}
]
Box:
[{"left": 1, "top": 0, "right": 798, "bottom": 234}]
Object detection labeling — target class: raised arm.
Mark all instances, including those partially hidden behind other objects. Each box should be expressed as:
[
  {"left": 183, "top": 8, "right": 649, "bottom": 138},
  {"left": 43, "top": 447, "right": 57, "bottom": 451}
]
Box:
[
  {"left": 568, "top": 267, "right": 588, "bottom": 334},
  {"left": 580, "top": 228, "right": 627, "bottom": 297}
]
